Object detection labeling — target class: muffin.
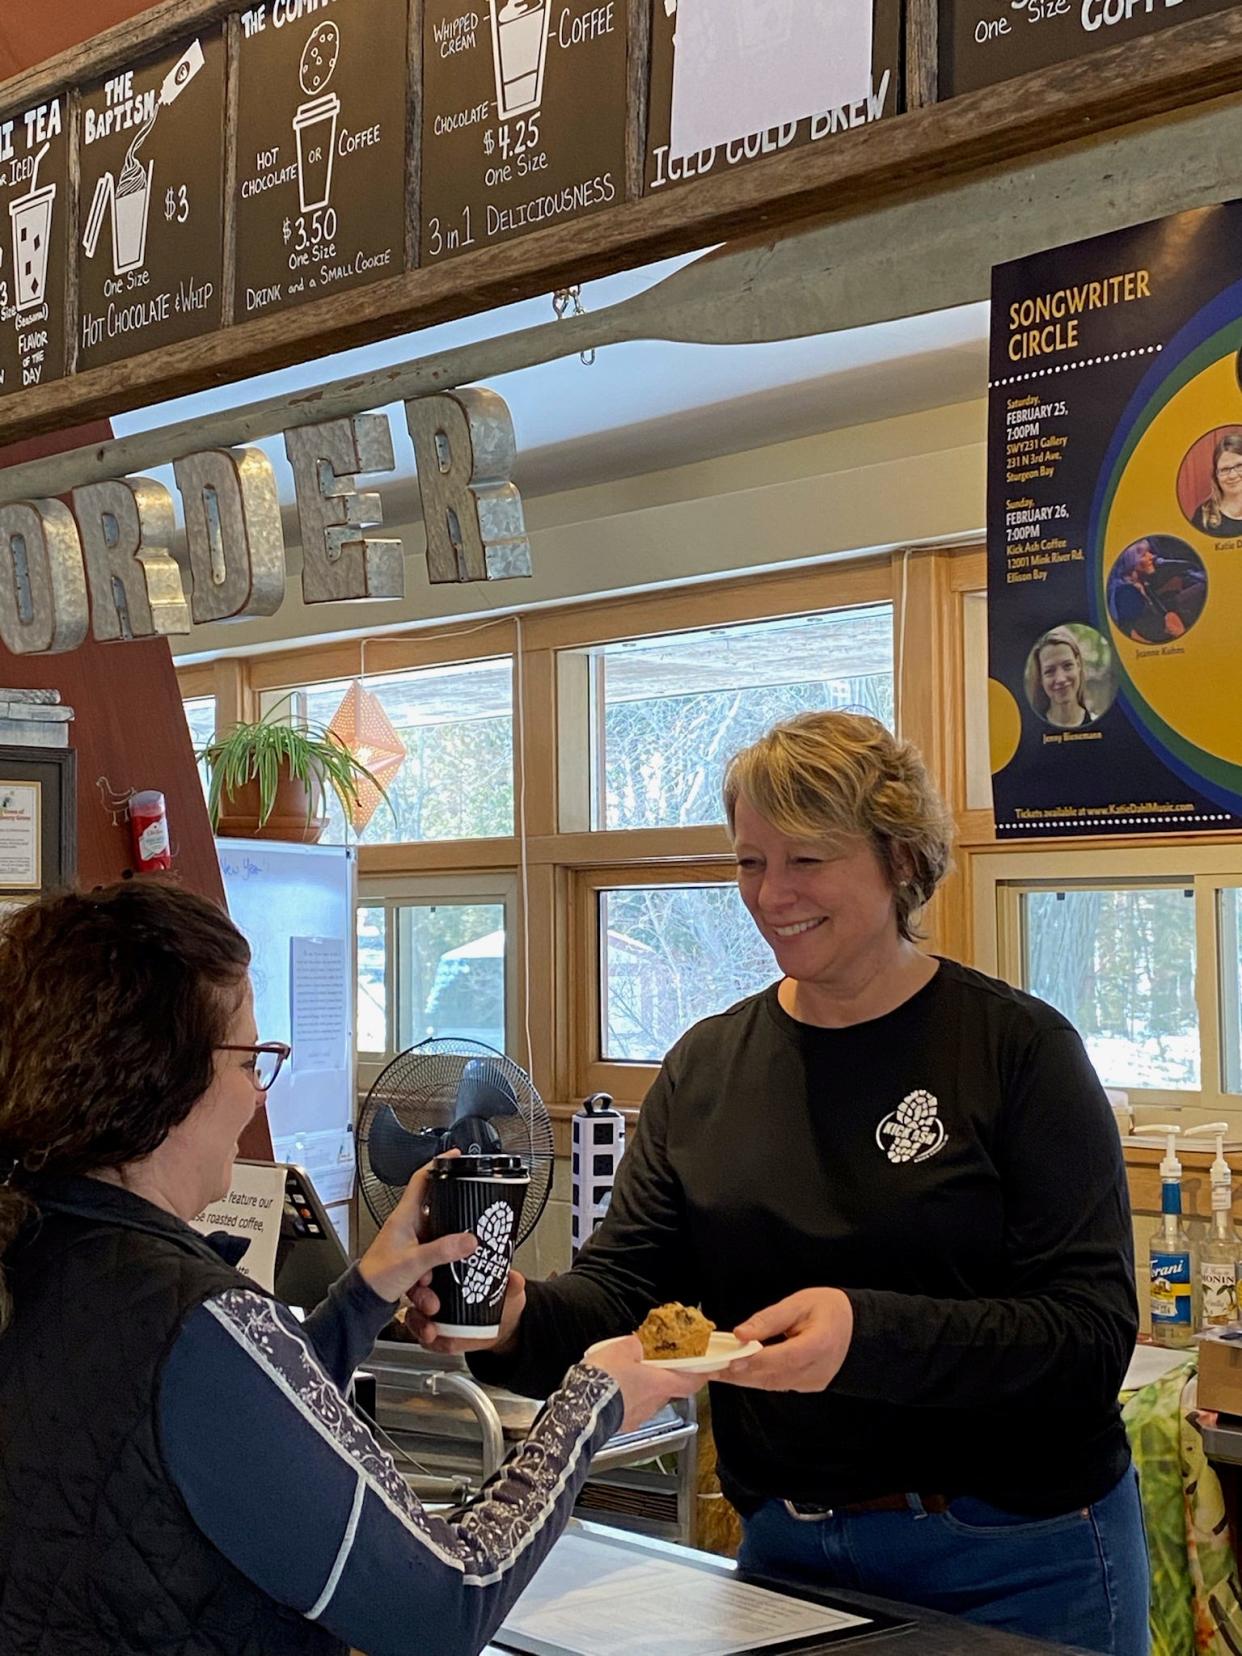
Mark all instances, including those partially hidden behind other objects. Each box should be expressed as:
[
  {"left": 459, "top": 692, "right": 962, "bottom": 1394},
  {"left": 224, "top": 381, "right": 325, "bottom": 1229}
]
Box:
[{"left": 636, "top": 1302, "right": 715, "bottom": 1360}]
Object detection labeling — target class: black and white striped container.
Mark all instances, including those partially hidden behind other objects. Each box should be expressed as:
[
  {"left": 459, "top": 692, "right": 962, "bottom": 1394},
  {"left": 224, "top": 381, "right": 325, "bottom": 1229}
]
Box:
[
  {"left": 571, "top": 1093, "right": 625, "bottom": 1258},
  {"left": 426, "top": 1154, "right": 529, "bottom": 1340}
]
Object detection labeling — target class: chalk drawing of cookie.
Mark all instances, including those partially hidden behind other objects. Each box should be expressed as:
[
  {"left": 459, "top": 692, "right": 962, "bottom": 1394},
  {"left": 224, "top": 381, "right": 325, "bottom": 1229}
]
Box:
[{"left": 300, "top": 22, "right": 341, "bottom": 97}]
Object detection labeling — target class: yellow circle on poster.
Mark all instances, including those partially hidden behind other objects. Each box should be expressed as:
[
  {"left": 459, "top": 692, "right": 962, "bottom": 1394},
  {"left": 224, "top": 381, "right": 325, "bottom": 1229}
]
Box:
[
  {"left": 1102, "top": 350, "right": 1242, "bottom": 762},
  {"left": 988, "top": 679, "right": 1022, "bottom": 774}
]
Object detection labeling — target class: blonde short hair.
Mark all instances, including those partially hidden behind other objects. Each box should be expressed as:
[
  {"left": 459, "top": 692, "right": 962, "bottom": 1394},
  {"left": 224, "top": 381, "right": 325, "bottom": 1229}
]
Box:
[{"left": 722, "top": 711, "right": 954, "bottom": 942}]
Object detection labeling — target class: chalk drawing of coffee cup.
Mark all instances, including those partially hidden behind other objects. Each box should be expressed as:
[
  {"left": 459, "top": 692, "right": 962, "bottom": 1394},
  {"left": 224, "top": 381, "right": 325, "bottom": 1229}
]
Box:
[
  {"left": 294, "top": 22, "right": 341, "bottom": 213},
  {"left": 490, "top": 0, "right": 551, "bottom": 120},
  {"left": 83, "top": 155, "right": 154, "bottom": 276}
]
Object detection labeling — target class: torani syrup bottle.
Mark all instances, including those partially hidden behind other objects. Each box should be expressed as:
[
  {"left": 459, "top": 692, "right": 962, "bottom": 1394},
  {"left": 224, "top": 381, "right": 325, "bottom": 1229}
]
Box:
[{"left": 1148, "top": 1126, "right": 1195, "bottom": 1349}]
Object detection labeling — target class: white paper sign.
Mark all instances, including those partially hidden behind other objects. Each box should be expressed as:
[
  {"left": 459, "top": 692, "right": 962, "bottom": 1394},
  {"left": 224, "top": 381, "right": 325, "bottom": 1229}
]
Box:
[
  {"left": 669, "top": 0, "right": 873, "bottom": 162},
  {"left": 0, "top": 782, "right": 40, "bottom": 888},
  {"left": 190, "top": 1160, "right": 286, "bottom": 1290},
  {"left": 290, "top": 935, "right": 348, "bottom": 1073}
]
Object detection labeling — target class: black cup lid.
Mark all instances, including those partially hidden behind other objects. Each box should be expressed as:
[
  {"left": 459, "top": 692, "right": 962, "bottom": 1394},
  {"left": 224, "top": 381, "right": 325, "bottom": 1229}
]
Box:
[{"left": 429, "top": 1153, "right": 528, "bottom": 1179}]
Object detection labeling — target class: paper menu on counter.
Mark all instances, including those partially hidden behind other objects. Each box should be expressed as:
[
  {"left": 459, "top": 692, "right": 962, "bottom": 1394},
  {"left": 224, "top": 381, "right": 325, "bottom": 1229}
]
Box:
[{"left": 497, "top": 1534, "right": 872, "bottom": 1656}]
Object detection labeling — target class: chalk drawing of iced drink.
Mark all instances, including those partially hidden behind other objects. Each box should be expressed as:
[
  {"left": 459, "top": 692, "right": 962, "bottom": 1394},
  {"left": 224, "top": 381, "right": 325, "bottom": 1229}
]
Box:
[
  {"left": 9, "top": 143, "right": 55, "bottom": 313},
  {"left": 490, "top": 0, "right": 551, "bottom": 120},
  {"left": 294, "top": 22, "right": 341, "bottom": 214}
]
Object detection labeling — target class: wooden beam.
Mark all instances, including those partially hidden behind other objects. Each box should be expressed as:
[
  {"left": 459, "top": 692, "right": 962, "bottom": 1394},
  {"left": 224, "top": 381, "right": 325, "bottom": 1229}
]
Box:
[
  {"left": 904, "top": 0, "right": 939, "bottom": 110},
  {"left": 1, "top": 9, "right": 1241, "bottom": 447}
]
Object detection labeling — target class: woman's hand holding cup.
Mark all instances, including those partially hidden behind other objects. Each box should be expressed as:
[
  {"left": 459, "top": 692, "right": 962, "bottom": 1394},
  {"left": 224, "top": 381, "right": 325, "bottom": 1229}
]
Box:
[
  {"left": 356, "top": 1164, "right": 478, "bottom": 1306},
  {"left": 406, "top": 1265, "right": 527, "bottom": 1355}
]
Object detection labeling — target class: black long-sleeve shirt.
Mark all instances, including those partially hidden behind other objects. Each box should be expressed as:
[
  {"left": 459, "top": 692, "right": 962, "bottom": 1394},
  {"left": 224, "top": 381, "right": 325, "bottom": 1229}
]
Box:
[{"left": 472, "top": 960, "right": 1137, "bottom": 1517}]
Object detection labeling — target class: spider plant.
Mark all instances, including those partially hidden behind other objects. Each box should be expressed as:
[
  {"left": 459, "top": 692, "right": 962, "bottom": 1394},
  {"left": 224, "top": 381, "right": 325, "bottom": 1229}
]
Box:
[{"left": 198, "top": 715, "right": 389, "bottom": 831}]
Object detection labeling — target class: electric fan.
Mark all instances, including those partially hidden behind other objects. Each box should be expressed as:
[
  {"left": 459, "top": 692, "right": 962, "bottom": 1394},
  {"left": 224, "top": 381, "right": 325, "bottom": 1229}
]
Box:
[{"left": 356, "top": 1038, "right": 554, "bottom": 1245}]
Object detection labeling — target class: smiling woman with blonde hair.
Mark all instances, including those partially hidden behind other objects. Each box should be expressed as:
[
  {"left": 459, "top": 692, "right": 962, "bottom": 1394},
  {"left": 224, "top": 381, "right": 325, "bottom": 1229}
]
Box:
[{"left": 430, "top": 708, "right": 1147, "bottom": 1655}]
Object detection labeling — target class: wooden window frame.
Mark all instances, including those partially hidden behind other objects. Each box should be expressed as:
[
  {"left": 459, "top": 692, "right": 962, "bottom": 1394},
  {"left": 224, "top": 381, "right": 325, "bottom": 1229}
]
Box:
[
  {"left": 973, "top": 842, "right": 1242, "bottom": 1125},
  {"left": 569, "top": 856, "right": 739, "bottom": 1110}
]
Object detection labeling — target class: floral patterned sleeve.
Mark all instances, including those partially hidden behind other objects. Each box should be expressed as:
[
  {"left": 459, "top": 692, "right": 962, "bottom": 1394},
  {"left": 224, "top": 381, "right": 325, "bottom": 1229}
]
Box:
[{"left": 158, "top": 1288, "right": 622, "bottom": 1656}]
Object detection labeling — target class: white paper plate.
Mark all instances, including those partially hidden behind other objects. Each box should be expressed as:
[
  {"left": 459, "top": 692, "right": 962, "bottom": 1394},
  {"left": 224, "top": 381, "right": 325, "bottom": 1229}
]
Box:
[{"left": 639, "top": 1332, "right": 762, "bottom": 1373}]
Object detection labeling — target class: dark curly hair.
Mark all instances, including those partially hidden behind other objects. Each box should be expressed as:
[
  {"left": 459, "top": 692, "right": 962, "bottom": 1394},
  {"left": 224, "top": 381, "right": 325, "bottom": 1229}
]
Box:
[{"left": 0, "top": 881, "right": 249, "bottom": 1328}]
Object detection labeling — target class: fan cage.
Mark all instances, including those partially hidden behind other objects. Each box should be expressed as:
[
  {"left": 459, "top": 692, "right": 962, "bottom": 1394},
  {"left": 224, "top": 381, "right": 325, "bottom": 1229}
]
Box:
[{"left": 358, "top": 1038, "right": 554, "bottom": 1243}]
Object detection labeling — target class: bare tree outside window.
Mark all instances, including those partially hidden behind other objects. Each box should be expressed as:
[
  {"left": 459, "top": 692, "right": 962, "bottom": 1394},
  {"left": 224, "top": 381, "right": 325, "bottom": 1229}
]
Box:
[
  {"left": 293, "top": 661, "right": 514, "bottom": 845},
  {"left": 1023, "top": 886, "right": 1198, "bottom": 1090},
  {"left": 597, "top": 607, "right": 894, "bottom": 831},
  {"left": 602, "top": 886, "right": 776, "bottom": 1061}
]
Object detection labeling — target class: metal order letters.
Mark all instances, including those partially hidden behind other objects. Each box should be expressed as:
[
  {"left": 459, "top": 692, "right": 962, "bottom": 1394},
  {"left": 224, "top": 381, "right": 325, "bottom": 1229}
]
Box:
[{"left": 0, "top": 388, "right": 532, "bottom": 654}]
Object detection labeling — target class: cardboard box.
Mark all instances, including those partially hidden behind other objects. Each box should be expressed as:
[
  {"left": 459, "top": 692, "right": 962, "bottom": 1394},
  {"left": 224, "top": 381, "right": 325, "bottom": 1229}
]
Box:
[{"left": 1196, "top": 1330, "right": 1242, "bottom": 1416}]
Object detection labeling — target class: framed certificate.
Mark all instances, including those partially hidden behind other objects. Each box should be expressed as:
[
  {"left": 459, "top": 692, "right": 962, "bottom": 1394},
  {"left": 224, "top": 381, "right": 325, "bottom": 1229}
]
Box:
[{"left": 0, "top": 746, "right": 75, "bottom": 897}]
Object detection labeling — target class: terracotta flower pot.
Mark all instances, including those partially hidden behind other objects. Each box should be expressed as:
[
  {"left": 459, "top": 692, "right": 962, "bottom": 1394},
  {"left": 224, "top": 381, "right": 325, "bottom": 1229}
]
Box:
[{"left": 215, "top": 768, "right": 328, "bottom": 843}]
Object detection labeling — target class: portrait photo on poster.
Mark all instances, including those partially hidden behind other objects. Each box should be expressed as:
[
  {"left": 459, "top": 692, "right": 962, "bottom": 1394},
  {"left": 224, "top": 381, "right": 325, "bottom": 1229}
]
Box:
[
  {"left": 1106, "top": 537, "right": 1208, "bottom": 646},
  {"left": 1024, "top": 623, "right": 1117, "bottom": 730},
  {"left": 1176, "top": 426, "right": 1242, "bottom": 538}
]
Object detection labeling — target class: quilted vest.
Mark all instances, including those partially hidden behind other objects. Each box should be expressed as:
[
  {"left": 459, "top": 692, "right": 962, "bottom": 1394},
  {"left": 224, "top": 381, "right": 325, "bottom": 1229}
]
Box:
[{"left": 0, "top": 1176, "right": 346, "bottom": 1656}]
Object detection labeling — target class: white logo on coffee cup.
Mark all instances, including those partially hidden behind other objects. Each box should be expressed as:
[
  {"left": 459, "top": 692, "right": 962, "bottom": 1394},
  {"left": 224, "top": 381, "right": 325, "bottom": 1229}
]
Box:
[{"left": 452, "top": 1199, "right": 515, "bottom": 1307}]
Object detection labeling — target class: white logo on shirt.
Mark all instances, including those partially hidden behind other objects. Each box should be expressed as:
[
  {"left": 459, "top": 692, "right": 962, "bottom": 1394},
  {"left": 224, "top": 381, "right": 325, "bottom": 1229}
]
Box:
[{"left": 876, "top": 1089, "right": 947, "bottom": 1165}]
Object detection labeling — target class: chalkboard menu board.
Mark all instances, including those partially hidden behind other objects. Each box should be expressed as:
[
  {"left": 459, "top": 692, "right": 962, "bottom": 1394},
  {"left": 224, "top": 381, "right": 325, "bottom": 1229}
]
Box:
[
  {"left": 0, "top": 95, "right": 69, "bottom": 396},
  {"left": 420, "top": 0, "right": 627, "bottom": 263},
  {"left": 645, "top": 0, "right": 900, "bottom": 194},
  {"left": 941, "top": 0, "right": 1236, "bottom": 98},
  {"left": 235, "top": 0, "right": 409, "bottom": 320},
  {"left": 77, "top": 29, "right": 225, "bottom": 372}
]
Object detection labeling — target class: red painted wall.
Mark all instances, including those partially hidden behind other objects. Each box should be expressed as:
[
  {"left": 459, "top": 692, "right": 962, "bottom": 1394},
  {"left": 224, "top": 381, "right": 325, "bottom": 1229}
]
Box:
[{"left": 0, "top": 2, "right": 158, "bottom": 80}]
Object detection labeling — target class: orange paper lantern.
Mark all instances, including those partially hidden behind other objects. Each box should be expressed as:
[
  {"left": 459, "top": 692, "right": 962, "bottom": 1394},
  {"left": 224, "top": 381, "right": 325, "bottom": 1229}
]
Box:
[{"left": 327, "top": 680, "right": 406, "bottom": 832}]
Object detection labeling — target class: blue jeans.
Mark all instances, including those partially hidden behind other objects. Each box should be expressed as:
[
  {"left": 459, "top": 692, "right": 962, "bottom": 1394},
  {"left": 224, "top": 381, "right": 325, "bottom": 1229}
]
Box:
[{"left": 737, "top": 1467, "right": 1149, "bottom": 1655}]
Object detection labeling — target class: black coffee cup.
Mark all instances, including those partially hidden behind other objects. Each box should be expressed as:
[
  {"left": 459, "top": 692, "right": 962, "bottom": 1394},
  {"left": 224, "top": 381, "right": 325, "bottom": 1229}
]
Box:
[{"left": 427, "top": 1154, "right": 530, "bottom": 1340}]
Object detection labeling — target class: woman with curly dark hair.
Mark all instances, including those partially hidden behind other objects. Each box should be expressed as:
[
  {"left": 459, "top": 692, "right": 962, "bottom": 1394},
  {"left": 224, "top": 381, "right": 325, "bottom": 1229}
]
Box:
[{"left": 0, "top": 880, "right": 694, "bottom": 1656}]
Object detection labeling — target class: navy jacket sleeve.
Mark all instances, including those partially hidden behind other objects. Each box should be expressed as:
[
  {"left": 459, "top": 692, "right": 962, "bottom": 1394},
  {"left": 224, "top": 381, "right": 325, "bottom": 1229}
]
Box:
[{"left": 158, "top": 1288, "right": 621, "bottom": 1656}]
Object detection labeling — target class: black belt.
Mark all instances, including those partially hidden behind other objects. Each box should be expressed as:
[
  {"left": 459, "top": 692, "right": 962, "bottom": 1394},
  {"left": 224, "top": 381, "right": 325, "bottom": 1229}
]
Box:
[{"left": 784, "top": 1491, "right": 951, "bottom": 1520}]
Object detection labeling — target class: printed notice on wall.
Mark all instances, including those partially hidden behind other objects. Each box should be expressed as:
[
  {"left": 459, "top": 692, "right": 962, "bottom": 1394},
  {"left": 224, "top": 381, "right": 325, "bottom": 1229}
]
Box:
[
  {"left": 235, "top": 0, "right": 409, "bottom": 320},
  {"left": 0, "top": 95, "right": 69, "bottom": 397},
  {"left": 77, "top": 30, "right": 225, "bottom": 371},
  {"left": 987, "top": 201, "right": 1242, "bottom": 837},
  {"left": 645, "top": 0, "right": 899, "bottom": 192},
  {"left": 190, "top": 1160, "right": 286, "bottom": 1290},
  {"left": 420, "top": 0, "right": 627, "bottom": 263},
  {"left": 290, "top": 935, "right": 348, "bottom": 1073},
  {"left": 0, "top": 782, "right": 39, "bottom": 889},
  {"left": 669, "top": 0, "right": 872, "bottom": 161}
]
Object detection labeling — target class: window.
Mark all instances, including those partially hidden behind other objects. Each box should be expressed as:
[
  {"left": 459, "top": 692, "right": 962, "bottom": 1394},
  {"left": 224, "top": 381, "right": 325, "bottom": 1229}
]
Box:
[
  {"left": 356, "top": 877, "right": 515, "bottom": 1062},
  {"left": 1218, "top": 887, "right": 1242, "bottom": 1095},
  {"left": 977, "top": 846, "right": 1242, "bottom": 1119},
  {"left": 599, "top": 883, "right": 775, "bottom": 1061},
  {"left": 182, "top": 695, "right": 215, "bottom": 793},
  {"left": 1021, "top": 885, "right": 1198, "bottom": 1090},
  {"left": 261, "top": 659, "right": 514, "bottom": 844},
  {"left": 564, "top": 606, "right": 894, "bottom": 831}
]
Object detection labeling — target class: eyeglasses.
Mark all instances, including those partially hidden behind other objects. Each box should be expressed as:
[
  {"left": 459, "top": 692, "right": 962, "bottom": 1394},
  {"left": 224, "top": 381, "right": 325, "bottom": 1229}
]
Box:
[
  {"left": 216, "top": 1042, "right": 291, "bottom": 1091},
  {"left": 1218, "top": 464, "right": 1242, "bottom": 481}
]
